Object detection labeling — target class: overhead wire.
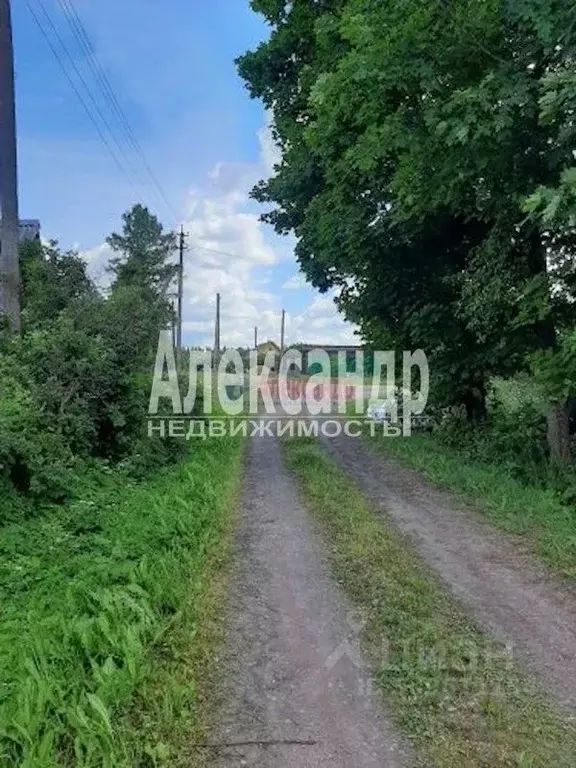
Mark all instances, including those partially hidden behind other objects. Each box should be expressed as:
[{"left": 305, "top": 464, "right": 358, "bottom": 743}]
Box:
[
  {"left": 193, "top": 243, "right": 256, "bottom": 261},
  {"left": 55, "top": 0, "right": 180, "bottom": 225},
  {"left": 26, "top": 0, "right": 251, "bottom": 284},
  {"left": 25, "top": 0, "right": 142, "bottom": 199}
]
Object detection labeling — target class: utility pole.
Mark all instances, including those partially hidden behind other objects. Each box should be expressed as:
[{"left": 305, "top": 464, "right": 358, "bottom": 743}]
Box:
[
  {"left": 214, "top": 293, "right": 221, "bottom": 368},
  {"left": 280, "top": 309, "right": 286, "bottom": 358},
  {"left": 0, "top": 0, "right": 21, "bottom": 333},
  {"left": 176, "top": 226, "right": 186, "bottom": 353},
  {"left": 254, "top": 326, "right": 258, "bottom": 350}
]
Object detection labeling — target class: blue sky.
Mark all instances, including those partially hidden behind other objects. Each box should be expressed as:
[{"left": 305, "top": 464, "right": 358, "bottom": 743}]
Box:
[{"left": 13, "top": 0, "right": 358, "bottom": 347}]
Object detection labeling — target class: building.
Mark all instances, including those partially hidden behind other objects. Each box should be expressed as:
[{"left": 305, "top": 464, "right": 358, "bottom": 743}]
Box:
[
  {"left": 256, "top": 340, "right": 280, "bottom": 357},
  {"left": 0, "top": 219, "right": 41, "bottom": 254},
  {"left": 18, "top": 219, "right": 41, "bottom": 242},
  {"left": 256, "top": 340, "right": 281, "bottom": 371},
  {"left": 256, "top": 341, "right": 365, "bottom": 375},
  {"left": 298, "top": 344, "right": 364, "bottom": 373}
]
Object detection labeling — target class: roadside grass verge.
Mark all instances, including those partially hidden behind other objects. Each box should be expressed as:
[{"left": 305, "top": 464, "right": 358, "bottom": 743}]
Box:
[
  {"left": 365, "top": 432, "right": 576, "bottom": 579},
  {"left": 0, "top": 435, "right": 243, "bottom": 767},
  {"left": 283, "top": 437, "right": 576, "bottom": 768}
]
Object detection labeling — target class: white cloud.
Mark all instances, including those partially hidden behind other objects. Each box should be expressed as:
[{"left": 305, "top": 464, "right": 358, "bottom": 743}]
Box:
[
  {"left": 257, "top": 116, "right": 281, "bottom": 177},
  {"left": 283, "top": 292, "right": 360, "bottom": 347},
  {"left": 79, "top": 115, "right": 359, "bottom": 349},
  {"left": 283, "top": 273, "right": 308, "bottom": 291},
  {"left": 81, "top": 242, "right": 114, "bottom": 289},
  {"left": 307, "top": 295, "right": 339, "bottom": 315},
  {"left": 187, "top": 193, "right": 277, "bottom": 268},
  {"left": 82, "top": 242, "right": 110, "bottom": 265}
]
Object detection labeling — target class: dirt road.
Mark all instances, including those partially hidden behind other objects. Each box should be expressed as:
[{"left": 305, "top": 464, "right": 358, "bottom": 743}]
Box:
[
  {"left": 213, "top": 435, "right": 414, "bottom": 767},
  {"left": 321, "top": 434, "right": 576, "bottom": 712}
]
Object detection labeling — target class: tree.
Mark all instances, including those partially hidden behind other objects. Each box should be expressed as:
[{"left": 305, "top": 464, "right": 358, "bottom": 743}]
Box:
[
  {"left": 238, "top": 0, "right": 576, "bottom": 459},
  {"left": 107, "top": 204, "right": 178, "bottom": 298},
  {"left": 20, "top": 239, "right": 98, "bottom": 330},
  {"left": 0, "top": 205, "right": 184, "bottom": 506}
]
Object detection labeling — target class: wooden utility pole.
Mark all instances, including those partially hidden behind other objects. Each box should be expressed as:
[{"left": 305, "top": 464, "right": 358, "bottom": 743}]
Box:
[
  {"left": 214, "top": 293, "right": 221, "bottom": 367},
  {"left": 176, "top": 226, "right": 186, "bottom": 353},
  {"left": 280, "top": 309, "right": 286, "bottom": 357},
  {"left": 0, "top": 0, "right": 21, "bottom": 333}
]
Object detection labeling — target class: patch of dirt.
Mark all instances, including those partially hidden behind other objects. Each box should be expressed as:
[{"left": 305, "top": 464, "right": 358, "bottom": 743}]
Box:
[
  {"left": 211, "top": 435, "right": 415, "bottom": 767},
  {"left": 320, "top": 434, "right": 576, "bottom": 713}
]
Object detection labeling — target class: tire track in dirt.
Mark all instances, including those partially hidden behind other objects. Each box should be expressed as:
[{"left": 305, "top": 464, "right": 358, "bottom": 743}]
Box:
[
  {"left": 320, "top": 433, "right": 576, "bottom": 713},
  {"left": 212, "top": 435, "right": 415, "bottom": 767}
]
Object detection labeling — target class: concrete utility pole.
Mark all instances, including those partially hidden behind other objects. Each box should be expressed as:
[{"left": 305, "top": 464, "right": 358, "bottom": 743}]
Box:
[
  {"left": 176, "top": 226, "right": 186, "bottom": 353},
  {"left": 254, "top": 326, "right": 258, "bottom": 350},
  {"left": 0, "top": 0, "right": 21, "bottom": 333},
  {"left": 214, "top": 292, "right": 221, "bottom": 367},
  {"left": 280, "top": 309, "right": 286, "bottom": 358}
]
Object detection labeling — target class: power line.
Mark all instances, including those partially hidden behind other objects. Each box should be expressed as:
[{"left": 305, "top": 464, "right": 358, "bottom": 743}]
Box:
[
  {"left": 36, "top": 0, "right": 145, "bottom": 192},
  {"left": 193, "top": 243, "right": 257, "bottom": 261},
  {"left": 26, "top": 0, "right": 142, "bottom": 198},
  {"left": 55, "top": 0, "right": 144, "bottom": 181},
  {"left": 55, "top": 0, "right": 180, "bottom": 225}
]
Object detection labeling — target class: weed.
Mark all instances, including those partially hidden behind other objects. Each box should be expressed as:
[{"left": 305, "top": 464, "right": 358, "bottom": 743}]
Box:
[{"left": 0, "top": 436, "right": 243, "bottom": 766}]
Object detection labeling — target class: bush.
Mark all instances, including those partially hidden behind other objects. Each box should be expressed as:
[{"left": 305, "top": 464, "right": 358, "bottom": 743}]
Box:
[
  {"left": 0, "top": 357, "right": 76, "bottom": 515},
  {"left": 435, "top": 399, "right": 549, "bottom": 486},
  {"left": 0, "top": 211, "right": 181, "bottom": 520}
]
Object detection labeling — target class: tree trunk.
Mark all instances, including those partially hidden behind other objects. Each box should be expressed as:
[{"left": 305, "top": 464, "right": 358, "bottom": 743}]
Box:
[
  {"left": 547, "top": 401, "right": 572, "bottom": 465},
  {"left": 525, "top": 231, "right": 570, "bottom": 465},
  {"left": 462, "top": 376, "right": 487, "bottom": 425}
]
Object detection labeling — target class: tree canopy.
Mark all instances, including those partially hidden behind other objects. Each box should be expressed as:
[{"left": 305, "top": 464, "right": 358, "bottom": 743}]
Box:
[
  {"left": 0, "top": 204, "right": 181, "bottom": 510},
  {"left": 238, "top": 0, "right": 576, "bottom": 450}
]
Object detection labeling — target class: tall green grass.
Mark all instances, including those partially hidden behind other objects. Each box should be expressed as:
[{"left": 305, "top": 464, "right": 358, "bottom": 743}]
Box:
[
  {"left": 0, "top": 435, "right": 243, "bottom": 767},
  {"left": 367, "top": 433, "right": 576, "bottom": 578}
]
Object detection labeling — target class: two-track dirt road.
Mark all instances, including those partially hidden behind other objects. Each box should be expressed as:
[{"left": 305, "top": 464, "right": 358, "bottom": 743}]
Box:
[
  {"left": 213, "top": 435, "right": 414, "bottom": 767},
  {"left": 321, "top": 434, "right": 576, "bottom": 713},
  {"left": 209, "top": 430, "right": 576, "bottom": 766}
]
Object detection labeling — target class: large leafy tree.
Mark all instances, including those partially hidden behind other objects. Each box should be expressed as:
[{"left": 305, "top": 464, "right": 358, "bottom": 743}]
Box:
[
  {"left": 239, "top": 0, "right": 576, "bottom": 456},
  {"left": 0, "top": 204, "right": 182, "bottom": 505},
  {"left": 19, "top": 239, "right": 99, "bottom": 331}
]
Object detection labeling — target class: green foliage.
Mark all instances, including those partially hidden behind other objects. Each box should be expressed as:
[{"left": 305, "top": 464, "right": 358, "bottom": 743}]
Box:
[
  {"left": 0, "top": 435, "right": 243, "bottom": 767},
  {"left": 436, "top": 400, "right": 549, "bottom": 485},
  {"left": 238, "top": 0, "right": 576, "bottom": 440},
  {"left": 20, "top": 239, "right": 98, "bottom": 330},
  {"left": 530, "top": 330, "right": 576, "bottom": 403},
  {"left": 0, "top": 204, "right": 235, "bottom": 763},
  {"left": 285, "top": 437, "right": 576, "bottom": 765},
  {"left": 107, "top": 204, "right": 178, "bottom": 298},
  {"left": 0, "top": 204, "right": 182, "bottom": 515},
  {"left": 0, "top": 344, "right": 76, "bottom": 512}
]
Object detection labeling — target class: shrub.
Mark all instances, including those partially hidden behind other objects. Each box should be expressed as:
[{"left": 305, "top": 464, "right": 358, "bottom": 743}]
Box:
[
  {"left": 435, "top": 398, "right": 549, "bottom": 486},
  {"left": 0, "top": 370, "right": 75, "bottom": 515}
]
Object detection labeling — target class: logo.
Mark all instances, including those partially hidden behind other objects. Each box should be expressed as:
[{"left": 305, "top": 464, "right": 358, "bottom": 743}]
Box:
[{"left": 148, "top": 332, "right": 430, "bottom": 439}]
